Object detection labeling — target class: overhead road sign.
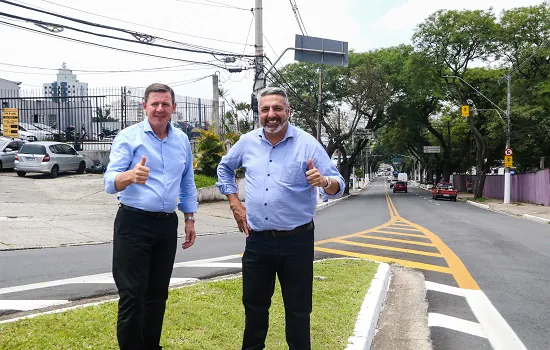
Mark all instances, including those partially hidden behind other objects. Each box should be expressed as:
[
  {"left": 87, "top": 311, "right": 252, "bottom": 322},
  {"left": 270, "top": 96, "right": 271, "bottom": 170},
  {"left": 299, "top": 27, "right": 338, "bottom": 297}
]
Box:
[{"left": 423, "top": 146, "right": 441, "bottom": 153}]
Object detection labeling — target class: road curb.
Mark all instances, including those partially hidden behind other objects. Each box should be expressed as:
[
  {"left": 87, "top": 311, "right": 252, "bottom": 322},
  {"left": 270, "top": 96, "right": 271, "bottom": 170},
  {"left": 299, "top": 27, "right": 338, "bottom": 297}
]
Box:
[
  {"left": 522, "top": 214, "right": 550, "bottom": 224},
  {"left": 316, "top": 181, "right": 370, "bottom": 211},
  {"left": 466, "top": 200, "right": 490, "bottom": 210},
  {"left": 345, "top": 262, "right": 391, "bottom": 350}
]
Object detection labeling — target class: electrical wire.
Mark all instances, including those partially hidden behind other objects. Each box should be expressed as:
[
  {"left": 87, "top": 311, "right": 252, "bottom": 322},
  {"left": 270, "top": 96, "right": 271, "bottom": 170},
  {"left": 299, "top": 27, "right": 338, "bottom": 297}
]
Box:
[
  {"left": 35, "top": 0, "right": 252, "bottom": 47},
  {"left": 0, "top": 61, "right": 216, "bottom": 73},
  {"left": 288, "top": 0, "right": 307, "bottom": 36},
  {"left": 0, "top": 20, "right": 229, "bottom": 68},
  {"left": 175, "top": 0, "right": 250, "bottom": 11},
  {"left": 202, "top": 0, "right": 251, "bottom": 11},
  {"left": 0, "top": 0, "right": 256, "bottom": 58}
]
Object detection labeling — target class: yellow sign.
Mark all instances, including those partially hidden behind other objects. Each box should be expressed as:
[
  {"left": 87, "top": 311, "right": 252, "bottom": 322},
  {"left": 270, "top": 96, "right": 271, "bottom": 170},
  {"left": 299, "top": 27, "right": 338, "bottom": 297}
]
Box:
[
  {"left": 461, "top": 105, "right": 470, "bottom": 117},
  {"left": 2, "top": 108, "right": 19, "bottom": 138},
  {"left": 504, "top": 155, "right": 513, "bottom": 168}
]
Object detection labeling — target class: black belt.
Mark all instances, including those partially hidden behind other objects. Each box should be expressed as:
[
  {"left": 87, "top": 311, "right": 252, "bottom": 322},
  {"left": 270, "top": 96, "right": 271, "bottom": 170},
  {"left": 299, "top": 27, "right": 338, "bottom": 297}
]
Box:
[
  {"left": 119, "top": 203, "right": 176, "bottom": 220},
  {"left": 252, "top": 221, "right": 314, "bottom": 237}
]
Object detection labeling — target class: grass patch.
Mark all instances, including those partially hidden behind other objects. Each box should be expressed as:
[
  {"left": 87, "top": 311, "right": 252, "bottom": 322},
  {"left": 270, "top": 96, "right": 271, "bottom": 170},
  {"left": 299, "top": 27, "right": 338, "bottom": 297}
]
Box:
[
  {"left": 0, "top": 259, "right": 378, "bottom": 350},
  {"left": 472, "top": 197, "right": 488, "bottom": 203},
  {"left": 194, "top": 173, "right": 217, "bottom": 189}
]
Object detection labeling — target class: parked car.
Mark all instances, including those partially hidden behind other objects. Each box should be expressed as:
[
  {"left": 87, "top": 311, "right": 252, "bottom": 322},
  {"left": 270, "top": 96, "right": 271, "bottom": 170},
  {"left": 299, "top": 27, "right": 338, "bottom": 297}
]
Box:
[
  {"left": 32, "top": 123, "right": 64, "bottom": 141},
  {"left": 393, "top": 181, "right": 408, "bottom": 193},
  {"left": 0, "top": 136, "right": 25, "bottom": 169},
  {"left": 389, "top": 179, "right": 398, "bottom": 188},
  {"left": 432, "top": 182, "right": 457, "bottom": 201},
  {"left": 19, "top": 123, "right": 54, "bottom": 141},
  {"left": 14, "top": 141, "right": 86, "bottom": 178}
]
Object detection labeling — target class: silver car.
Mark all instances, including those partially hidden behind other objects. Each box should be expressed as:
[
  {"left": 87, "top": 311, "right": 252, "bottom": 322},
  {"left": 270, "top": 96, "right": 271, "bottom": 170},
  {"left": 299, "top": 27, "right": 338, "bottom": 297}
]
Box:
[
  {"left": 14, "top": 141, "right": 86, "bottom": 178},
  {"left": 0, "top": 137, "right": 25, "bottom": 169}
]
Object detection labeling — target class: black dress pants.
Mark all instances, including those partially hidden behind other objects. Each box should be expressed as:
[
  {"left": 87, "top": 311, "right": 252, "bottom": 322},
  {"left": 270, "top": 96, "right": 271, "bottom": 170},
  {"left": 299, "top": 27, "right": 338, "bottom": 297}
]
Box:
[
  {"left": 241, "top": 224, "right": 315, "bottom": 350},
  {"left": 112, "top": 206, "right": 178, "bottom": 350}
]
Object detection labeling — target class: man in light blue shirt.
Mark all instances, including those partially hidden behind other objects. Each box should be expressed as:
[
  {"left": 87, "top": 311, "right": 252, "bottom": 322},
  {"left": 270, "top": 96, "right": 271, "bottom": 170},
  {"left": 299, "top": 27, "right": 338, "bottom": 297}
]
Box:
[
  {"left": 217, "top": 86, "right": 344, "bottom": 350},
  {"left": 104, "top": 83, "right": 197, "bottom": 350}
]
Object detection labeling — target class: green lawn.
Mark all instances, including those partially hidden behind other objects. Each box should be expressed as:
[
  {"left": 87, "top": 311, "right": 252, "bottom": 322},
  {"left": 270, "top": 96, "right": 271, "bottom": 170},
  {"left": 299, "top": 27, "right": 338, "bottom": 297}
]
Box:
[
  {"left": 0, "top": 259, "right": 378, "bottom": 350},
  {"left": 194, "top": 173, "right": 217, "bottom": 189}
]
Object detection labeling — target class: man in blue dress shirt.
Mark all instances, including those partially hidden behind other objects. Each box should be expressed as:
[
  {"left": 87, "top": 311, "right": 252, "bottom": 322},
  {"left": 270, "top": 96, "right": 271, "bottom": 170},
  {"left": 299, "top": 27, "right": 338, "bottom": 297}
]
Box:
[
  {"left": 217, "top": 86, "right": 345, "bottom": 350},
  {"left": 104, "top": 83, "right": 197, "bottom": 350}
]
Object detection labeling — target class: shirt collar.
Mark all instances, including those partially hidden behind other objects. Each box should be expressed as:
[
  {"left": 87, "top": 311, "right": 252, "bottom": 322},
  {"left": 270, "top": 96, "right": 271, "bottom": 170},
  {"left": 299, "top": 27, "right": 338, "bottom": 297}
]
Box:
[
  {"left": 258, "top": 122, "right": 296, "bottom": 144},
  {"left": 143, "top": 118, "right": 173, "bottom": 139}
]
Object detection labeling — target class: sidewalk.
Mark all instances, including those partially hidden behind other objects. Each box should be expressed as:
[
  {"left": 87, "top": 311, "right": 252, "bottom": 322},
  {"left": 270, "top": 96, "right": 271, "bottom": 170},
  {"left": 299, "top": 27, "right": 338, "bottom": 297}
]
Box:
[
  {"left": 0, "top": 173, "right": 366, "bottom": 251},
  {"left": 415, "top": 182, "right": 550, "bottom": 224}
]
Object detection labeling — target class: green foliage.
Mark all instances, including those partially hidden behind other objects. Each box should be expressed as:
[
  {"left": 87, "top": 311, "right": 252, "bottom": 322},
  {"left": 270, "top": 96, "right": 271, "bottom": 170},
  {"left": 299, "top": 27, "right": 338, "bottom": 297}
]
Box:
[
  {"left": 194, "top": 173, "right": 217, "bottom": 188},
  {"left": 194, "top": 127, "right": 225, "bottom": 177}
]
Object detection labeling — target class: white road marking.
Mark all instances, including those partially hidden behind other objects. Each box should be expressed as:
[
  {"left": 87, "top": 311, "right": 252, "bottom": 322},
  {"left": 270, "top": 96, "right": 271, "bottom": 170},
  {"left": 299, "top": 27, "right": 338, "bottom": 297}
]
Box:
[
  {"left": 429, "top": 200, "right": 433, "bottom": 203},
  {"left": 425, "top": 281, "right": 464, "bottom": 297},
  {"left": 0, "top": 300, "right": 70, "bottom": 311},
  {"left": 429, "top": 313, "right": 487, "bottom": 338},
  {"left": 176, "top": 262, "right": 242, "bottom": 268},
  {"left": 0, "top": 255, "right": 242, "bottom": 296},
  {"left": 464, "top": 289, "right": 527, "bottom": 350},
  {"left": 435, "top": 203, "right": 440, "bottom": 206},
  {"left": 426, "top": 281, "right": 527, "bottom": 349}
]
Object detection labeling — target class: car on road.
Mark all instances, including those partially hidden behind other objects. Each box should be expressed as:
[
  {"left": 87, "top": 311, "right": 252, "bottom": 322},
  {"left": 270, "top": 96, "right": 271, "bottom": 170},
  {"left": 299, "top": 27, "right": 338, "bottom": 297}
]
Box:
[
  {"left": 14, "top": 141, "right": 86, "bottom": 178},
  {"left": 393, "top": 181, "right": 408, "bottom": 193},
  {"left": 0, "top": 137, "right": 25, "bottom": 169},
  {"left": 432, "top": 182, "right": 457, "bottom": 201}
]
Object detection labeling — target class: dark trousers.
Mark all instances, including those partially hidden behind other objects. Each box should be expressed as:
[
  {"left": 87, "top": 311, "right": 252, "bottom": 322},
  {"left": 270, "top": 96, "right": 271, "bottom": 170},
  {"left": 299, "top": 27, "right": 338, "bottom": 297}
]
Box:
[
  {"left": 112, "top": 207, "right": 178, "bottom": 350},
  {"left": 241, "top": 224, "right": 314, "bottom": 350}
]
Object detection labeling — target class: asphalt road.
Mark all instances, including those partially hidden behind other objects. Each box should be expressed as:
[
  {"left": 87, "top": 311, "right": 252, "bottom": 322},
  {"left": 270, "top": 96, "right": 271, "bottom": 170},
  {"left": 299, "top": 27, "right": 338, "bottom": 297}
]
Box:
[{"left": 2, "top": 178, "right": 549, "bottom": 350}]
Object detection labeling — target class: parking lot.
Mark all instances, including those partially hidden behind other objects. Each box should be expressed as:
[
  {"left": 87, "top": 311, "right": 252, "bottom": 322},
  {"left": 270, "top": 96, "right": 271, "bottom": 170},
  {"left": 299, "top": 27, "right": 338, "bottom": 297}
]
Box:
[{"left": 0, "top": 169, "right": 239, "bottom": 251}]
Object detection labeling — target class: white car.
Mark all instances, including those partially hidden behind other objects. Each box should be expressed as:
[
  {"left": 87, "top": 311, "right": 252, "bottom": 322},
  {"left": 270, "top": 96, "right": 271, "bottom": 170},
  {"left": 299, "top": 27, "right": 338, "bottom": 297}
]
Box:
[
  {"left": 14, "top": 141, "right": 86, "bottom": 178},
  {"left": 0, "top": 137, "right": 25, "bottom": 169},
  {"left": 19, "top": 123, "right": 54, "bottom": 141}
]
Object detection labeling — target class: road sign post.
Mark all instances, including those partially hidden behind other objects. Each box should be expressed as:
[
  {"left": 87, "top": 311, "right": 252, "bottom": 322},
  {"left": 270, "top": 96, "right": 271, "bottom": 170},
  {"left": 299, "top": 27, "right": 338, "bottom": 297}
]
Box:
[
  {"left": 461, "top": 105, "right": 470, "bottom": 117},
  {"left": 2, "top": 108, "right": 19, "bottom": 138},
  {"left": 423, "top": 146, "right": 441, "bottom": 153},
  {"left": 504, "top": 155, "right": 513, "bottom": 168},
  {"left": 505, "top": 148, "right": 513, "bottom": 156}
]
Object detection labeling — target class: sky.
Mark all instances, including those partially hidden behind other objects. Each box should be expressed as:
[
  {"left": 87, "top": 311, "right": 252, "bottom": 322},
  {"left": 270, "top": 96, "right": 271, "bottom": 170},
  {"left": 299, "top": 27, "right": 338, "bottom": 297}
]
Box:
[{"left": 0, "top": 0, "right": 544, "bottom": 106}]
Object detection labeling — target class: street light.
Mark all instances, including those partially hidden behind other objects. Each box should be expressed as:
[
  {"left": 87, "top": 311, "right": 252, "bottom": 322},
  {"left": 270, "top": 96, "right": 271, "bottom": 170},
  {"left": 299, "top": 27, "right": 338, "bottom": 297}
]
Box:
[{"left": 443, "top": 75, "right": 512, "bottom": 204}]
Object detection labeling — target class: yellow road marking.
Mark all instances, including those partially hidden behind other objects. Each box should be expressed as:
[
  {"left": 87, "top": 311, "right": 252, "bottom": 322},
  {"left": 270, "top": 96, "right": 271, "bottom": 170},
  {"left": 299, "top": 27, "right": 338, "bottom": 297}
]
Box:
[
  {"left": 314, "top": 246, "right": 452, "bottom": 274},
  {"left": 385, "top": 192, "right": 480, "bottom": 290},
  {"left": 331, "top": 238, "right": 444, "bottom": 258},
  {"left": 391, "top": 223, "right": 412, "bottom": 227},
  {"left": 372, "top": 230, "right": 429, "bottom": 238},
  {"left": 382, "top": 226, "right": 422, "bottom": 232},
  {"left": 356, "top": 235, "right": 435, "bottom": 247}
]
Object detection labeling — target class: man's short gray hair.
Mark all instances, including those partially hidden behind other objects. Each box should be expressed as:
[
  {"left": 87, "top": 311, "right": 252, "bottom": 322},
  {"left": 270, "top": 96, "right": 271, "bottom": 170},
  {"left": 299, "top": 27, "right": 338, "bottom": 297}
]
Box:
[{"left": 257, "top": 86, "right": 290, "bottom": 108}]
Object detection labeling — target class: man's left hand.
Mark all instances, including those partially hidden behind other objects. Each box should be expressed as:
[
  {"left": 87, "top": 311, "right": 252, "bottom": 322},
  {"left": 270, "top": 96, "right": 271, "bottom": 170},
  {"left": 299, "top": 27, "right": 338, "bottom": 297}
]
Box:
[
  {"left": 306, "top": 158, "right": 327, "bottom": 187},
  {"left": 182, "top": 220, "right": 196, "bottom": 249}
]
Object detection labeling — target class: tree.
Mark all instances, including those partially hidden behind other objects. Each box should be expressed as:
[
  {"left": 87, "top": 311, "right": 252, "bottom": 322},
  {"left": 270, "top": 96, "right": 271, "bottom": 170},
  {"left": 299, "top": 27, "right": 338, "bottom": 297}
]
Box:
[{"left": 93, "top": 107, "right": 116, "bottom": 122}]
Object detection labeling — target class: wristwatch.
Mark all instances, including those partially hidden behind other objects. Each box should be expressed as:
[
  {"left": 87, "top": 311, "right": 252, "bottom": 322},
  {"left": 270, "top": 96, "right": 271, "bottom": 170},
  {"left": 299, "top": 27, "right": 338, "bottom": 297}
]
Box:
[
  {"left": 184, "top": 215, "right": 195, "bottom": 222},
  {"left": 323, "top": 176, "right": 331, "bottom": 189}
]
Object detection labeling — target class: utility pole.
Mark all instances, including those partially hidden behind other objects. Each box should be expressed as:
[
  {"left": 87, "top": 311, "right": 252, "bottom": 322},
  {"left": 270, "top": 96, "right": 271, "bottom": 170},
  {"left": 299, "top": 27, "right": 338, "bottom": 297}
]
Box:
[
  {"left": 252, "top": 0, "right": 264, "bottom": 129},
  {"left": 212, "top": 74, "right": 220, "bottom": 134},
  {"left": 316, "top": 66, "right": 323, "bottom": 141},
  {"left": 504, "top": 75, "right": 512, "bottom": 204}
]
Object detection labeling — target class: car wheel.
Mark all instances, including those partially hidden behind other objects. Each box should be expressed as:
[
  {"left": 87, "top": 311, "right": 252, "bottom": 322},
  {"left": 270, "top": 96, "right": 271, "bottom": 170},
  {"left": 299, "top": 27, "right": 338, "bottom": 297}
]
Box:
[
  {"left": 76, "top": 161, "right": 86, "bottom": 174},
  {"left": 16, "top": 171, "right": 26, "bottom": 177},
  {"left": 50, "top": 165, "right": 59, "bottom": 178},
  {"left": 0, "top": 160, "right": 3, "bottom": 170},
  {"left": 393, "top": 190, "right": 396, "bottom": 193},
  {"left": 405, "top": 190, "right": 408, "bottom": 193}
]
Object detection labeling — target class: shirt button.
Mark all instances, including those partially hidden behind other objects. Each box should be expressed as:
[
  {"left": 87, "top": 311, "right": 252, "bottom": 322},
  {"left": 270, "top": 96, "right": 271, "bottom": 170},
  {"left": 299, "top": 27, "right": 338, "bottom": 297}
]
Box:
[
  {"left": 266, "top": 188, "right": 268, "bottom": 191},
  {"left": 269, "top": 160, "right": 272, "bottom": 162},
  {"left": 267, "top": 174, "right": 270, "bottom": 176},
  {"left": 264, "top": 203, "right": 267, "bottom": 206},
  {"left": 265, "top": 217, "right": 268, "bottom": 220}
]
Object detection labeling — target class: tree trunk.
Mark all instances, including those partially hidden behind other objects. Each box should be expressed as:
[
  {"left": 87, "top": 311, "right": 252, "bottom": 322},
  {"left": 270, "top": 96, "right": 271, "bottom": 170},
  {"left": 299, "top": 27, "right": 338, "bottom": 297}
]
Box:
[
  {"left": 469, "top": 111, "right": 488, "bottom": 199},
  {"left": 474, "top": 170, "right": 487, "bottom": 198}
]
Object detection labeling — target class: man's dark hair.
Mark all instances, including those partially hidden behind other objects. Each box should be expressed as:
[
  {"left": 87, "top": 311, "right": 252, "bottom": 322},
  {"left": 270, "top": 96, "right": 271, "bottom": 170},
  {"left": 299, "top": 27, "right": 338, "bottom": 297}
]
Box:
[{"left": 143, "top": 83, "right": 175, "bottom": 104}]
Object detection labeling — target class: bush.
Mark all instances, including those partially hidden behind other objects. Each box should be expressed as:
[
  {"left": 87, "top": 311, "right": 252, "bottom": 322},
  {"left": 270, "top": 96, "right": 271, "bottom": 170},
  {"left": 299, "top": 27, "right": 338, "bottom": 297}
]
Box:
[{"left": 194, "top": 128, "right": 225, "bottom": 177}]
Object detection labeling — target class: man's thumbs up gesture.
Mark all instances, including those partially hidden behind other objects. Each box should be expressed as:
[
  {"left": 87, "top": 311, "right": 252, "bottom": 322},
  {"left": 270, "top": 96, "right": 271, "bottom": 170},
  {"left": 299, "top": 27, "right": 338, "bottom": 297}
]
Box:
[
  {"left": 306, "top": 158, "right": 328, "bottom": 188},
  {"left": 132, "top": 155, "right": 150, "bottom": 184}
]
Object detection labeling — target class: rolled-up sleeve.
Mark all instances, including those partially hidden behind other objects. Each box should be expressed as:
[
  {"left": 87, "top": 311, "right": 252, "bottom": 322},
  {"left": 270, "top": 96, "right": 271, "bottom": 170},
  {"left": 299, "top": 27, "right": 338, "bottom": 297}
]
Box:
[
  {"left": 311, "top": 142, "right": 345, "bottom": 199},
  {"left": 216, "top": 139, "right": 243, "bottom": 195},
  {"left": 104, "top": 133, "right": 131, "bottom": 194},
  {"left": 178, "top": 137, "right": 198, "bottom": 213}
]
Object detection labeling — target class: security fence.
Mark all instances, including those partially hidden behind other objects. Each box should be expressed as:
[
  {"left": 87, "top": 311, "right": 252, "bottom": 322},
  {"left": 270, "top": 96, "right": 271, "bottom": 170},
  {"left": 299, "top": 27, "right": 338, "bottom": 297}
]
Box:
[{"left": 0, "top": 87, "right": 224, "bottom": 151}]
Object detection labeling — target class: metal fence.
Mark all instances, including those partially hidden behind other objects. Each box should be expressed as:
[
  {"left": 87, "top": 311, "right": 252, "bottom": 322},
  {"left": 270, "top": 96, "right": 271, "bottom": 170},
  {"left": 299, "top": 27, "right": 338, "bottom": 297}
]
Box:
[
  {"left": 451, "top": 169, "right": 550, "bottom": 206},
  {"left": 0, "top": 87, "right": 224, "bottom": 151}
]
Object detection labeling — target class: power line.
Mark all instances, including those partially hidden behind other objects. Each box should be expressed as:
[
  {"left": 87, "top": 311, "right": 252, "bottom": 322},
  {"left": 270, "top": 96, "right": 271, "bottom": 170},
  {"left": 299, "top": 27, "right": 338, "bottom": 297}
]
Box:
[
  {"left": 242, "top": 10, "right": 255, "bottom": 56},
  {"left": 0, "top": 61, "right": 205, "bottom": 72},
  {"left": 0, "top": 0, "right": 256, "bottom": 58},
  {"left": 167, "top": 75, "right": 212, "bottom": 87},
  {"left": 34, "top": 0, "right": 252, "bottom": 47},
  {"left": 175, "top": 0, "right": 250, "bottom": 11},
  {"left": 288, "top": 0, "right": 307, "bottom": 36},
  {"left": 499, "top": 40, "right": 550, "bottom": 84},
  {"left": 0, "top": 20, "right": 229, "bottom": 68}
]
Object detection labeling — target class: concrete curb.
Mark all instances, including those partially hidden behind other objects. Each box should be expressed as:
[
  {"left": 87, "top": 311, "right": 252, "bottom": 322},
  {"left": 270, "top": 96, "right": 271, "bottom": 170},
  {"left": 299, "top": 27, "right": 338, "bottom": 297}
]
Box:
[
  {"left": 522, "top": 214, "right": 550, "bottom": 225},
  {"left": 345, "top": 262, "right": 391, "bottom": 350},
  {"left": 316, "top": 182, "right": 370, "bottom": 211},
  {"left": 466, "top": 200, "right": 490, "bottom": 210}
]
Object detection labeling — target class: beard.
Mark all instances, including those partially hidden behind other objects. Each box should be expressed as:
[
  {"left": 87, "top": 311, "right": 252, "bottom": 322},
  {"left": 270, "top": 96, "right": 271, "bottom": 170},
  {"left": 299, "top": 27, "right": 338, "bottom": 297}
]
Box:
[{"left": 262, "top": 118, "right": 288, "bottom": 134}]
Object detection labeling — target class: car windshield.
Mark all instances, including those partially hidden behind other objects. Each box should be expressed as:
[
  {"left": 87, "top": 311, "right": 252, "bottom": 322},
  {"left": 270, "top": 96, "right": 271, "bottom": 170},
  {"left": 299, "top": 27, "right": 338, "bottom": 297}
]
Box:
[
  {"left": 19, "top": 144, "right": 46, "bottom": 154},
  {"left": 439, "top": 184, "right": 453, "bottom": 189},
  {"left": 397, "top": 182, "right": 406, "bottom": 185},
  {"left": 20, "top": 123, "right": 40, "bottom": 131}
]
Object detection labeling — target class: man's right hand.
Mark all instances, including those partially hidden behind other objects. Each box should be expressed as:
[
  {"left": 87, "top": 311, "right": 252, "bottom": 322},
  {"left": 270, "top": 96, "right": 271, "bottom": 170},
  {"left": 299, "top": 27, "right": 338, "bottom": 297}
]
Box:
[
  {"left": 132, "top": 155, "right": 150, "bottom": 184},
  {"left": 230, "top": 200, "right": 250, "bottom": 237}
]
